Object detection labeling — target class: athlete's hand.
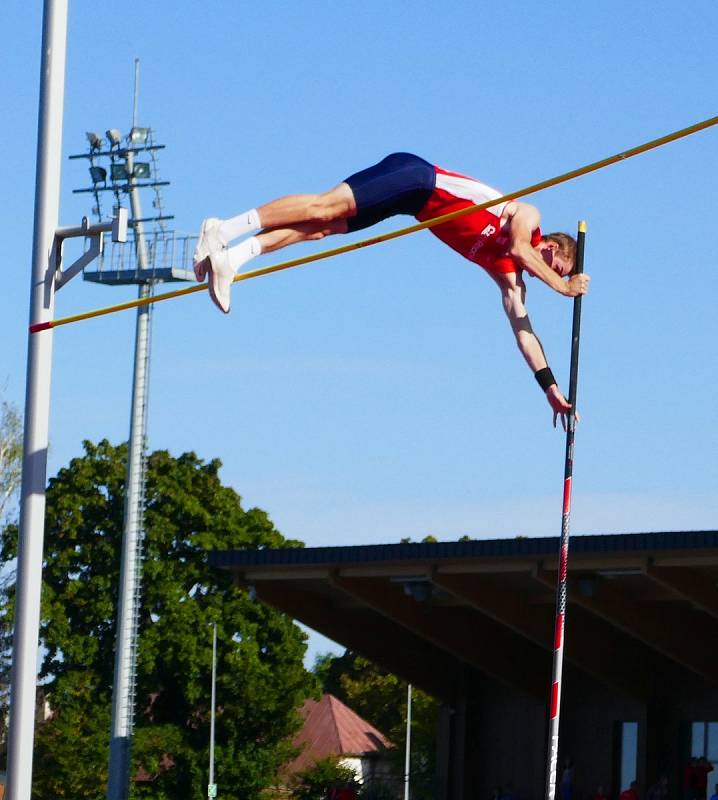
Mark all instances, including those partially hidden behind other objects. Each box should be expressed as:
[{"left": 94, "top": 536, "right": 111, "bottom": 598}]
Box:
[
  {"left": 546, "top": 385, "right": 580, "bottom": 430},
  {"left": 564, "top": 273, "right": 591, "bottom": 297}
]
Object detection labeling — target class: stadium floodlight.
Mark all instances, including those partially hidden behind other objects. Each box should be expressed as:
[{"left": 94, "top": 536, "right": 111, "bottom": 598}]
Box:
[
  {"left": 129, "top": 127, "right": 150, "bottom": 144},
  {"left": 86, "top": 131, "right": 104, "bottom": 150},
  {"left": 89, "top": 166, "right": 107, "bottom": 183},
  {"left": 106, "top": 128, "right": 123, "bottom": 147},
  {"left": 111, "top": 163, "right": 129, "bottom": 181},
  {"left": 133, "top": 162, "right": 150, "bottom": 179}
]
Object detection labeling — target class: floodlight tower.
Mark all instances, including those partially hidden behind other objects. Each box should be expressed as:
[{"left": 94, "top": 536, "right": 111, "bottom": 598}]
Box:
[{"left": 69, "top": 60, "right": 193, "bottom": 800}]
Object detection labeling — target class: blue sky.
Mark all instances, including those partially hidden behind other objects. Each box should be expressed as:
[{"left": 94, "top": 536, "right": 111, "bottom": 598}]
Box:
[{"left": 2, "top": 1, "right": 717, "bottom": 662}]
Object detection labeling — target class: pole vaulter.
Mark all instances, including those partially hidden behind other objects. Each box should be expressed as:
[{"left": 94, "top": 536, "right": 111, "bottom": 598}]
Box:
[
  {"left": 30, "top": 113, "right": 718, "bottom": 334},
  {"left": 545, "top": 221, "right": 587, "bottom": 800}
]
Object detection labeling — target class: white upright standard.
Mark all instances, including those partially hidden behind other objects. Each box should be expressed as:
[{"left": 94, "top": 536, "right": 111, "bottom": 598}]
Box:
[{"left": 6, "top": 3, "right": 68, "bottom": 800}]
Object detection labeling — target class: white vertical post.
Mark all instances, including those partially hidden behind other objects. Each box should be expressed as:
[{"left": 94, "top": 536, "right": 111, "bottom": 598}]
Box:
[
  {"left": 404, "top": 683, "right": 412, "bottom": 800},
  {"left": 7, "top": 3, "right": 68, "bottom": 800},
  {"left": 209, "top": 624, "right": 217, "bottom": 799},
  {"left": 127, "top": 59, "right": 149, "bottom": 272},
  {"left": 132, "top": 58, "right": 140, "bottom": 132}
]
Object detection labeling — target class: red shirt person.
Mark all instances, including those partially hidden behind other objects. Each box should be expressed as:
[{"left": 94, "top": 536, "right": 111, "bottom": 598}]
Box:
[
  {"left": 695, "top": 758, "right": 715, "bottom": 800},
  {"left": 193, "top": 153, "right": 590, "bottom": 427},
  {"left": 620, "top": 781, "right": 640, "bottom": 800}
]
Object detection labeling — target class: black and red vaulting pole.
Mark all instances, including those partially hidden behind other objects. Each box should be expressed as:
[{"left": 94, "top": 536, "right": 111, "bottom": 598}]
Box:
[{"left": 545, "top": 220, "right": 587, "bottom": 800}]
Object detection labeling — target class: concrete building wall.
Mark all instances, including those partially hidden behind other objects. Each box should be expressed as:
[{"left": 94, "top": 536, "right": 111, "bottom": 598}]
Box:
[{"left": 467, "top": 676, "right": 546, "bottom": 800}]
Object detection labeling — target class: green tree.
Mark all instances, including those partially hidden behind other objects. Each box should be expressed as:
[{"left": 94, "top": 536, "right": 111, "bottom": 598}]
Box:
[
  {"left": 290, "top": 757, "right": 360, "bottom": 800},
  {"left": 1, "top": 440, "right": 317, "bottom": 800},
  {"left": 0, "top": 399, "right": 22, "bottom": 523},
  {"left": 313, "top": 652, "right": 438, "bottom": 800}
]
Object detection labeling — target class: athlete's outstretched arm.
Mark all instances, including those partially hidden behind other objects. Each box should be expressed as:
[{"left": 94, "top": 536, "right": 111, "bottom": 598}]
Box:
[
  {"left": 493, "top": 271, "right": 572, "bottom": 428},
  {"left": 507, "top": 204, "right": 585, "bottom": 297}
]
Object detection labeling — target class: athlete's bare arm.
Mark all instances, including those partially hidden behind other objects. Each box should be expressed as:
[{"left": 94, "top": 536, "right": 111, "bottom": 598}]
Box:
[
  {"left": 492, "top": 270, "right": 573, "bottom": 428},
  {"left": 506, "top": 203, "right": 588, "bottom": 297}
]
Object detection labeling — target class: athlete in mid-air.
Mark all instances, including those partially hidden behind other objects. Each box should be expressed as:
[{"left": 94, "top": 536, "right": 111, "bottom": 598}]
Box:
[{"left": 193, "top": 153, "right": 591, "bottom": 426}]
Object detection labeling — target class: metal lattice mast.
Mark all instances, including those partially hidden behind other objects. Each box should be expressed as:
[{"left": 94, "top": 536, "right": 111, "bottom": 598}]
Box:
[
  {"left": 107, "top": 59, "right": 155, "bottom": 800},
  {"left": 64, "top": 62, "right": 189, "bottom": 795},
  {"left": 107, "top": 286, "right": 152, "bottom": 800}
]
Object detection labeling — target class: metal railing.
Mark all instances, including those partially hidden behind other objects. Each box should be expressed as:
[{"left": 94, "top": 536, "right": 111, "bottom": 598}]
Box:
[{"left": 88, "top": 229, "right": 197, "bottom": 282}]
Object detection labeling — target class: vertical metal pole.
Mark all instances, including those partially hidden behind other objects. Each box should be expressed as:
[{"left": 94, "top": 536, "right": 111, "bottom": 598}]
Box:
[
  {"left": 545, "top": 221, "right": 587, "bottom": 800},
  {"left": 208, "top": 624, "right": 217, "bottom": 799},
  {"left": 127, "top": 60, "right": 149, "bottom": 272},
  {"left": 107, "top": 286, "right": 152, "bottom": 800},
  {"left": 6, "top": 3, "right": 68, "bottom": 800},
  {"left": 126, "top": 160, "right": 150, "bottom": 271},
  {"left": 107, "top": 62, "right": 154, "bottom": 800},
  {"left": 132, "top": 58, "right": 140, "bottom": 132},
  {"left": 404, "top": 683, "right": 412, "bottom": 800}
]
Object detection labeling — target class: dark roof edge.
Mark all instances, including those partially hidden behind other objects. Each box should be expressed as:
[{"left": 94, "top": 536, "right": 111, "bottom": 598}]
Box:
[{"left": 209, "top": 529, "right": 718, "bottom": 569}]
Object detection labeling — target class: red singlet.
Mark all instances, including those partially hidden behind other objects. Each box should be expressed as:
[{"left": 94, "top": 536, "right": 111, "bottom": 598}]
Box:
[{"left": 415, "top": 165, "right": 542, "bottom": 275}]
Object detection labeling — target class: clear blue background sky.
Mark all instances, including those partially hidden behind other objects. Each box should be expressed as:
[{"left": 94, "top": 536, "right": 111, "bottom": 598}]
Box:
[{"left": 2, "top": 1, "right": 717, "bottom": 662}]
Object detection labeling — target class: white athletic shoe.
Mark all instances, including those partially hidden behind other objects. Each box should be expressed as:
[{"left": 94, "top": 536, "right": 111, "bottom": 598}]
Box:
[
  {"left": 206, "top": 247, "right": 235, "bottom": 314},
  {"left": 193, "top": 218, "right": 227, "bottom": 282}
]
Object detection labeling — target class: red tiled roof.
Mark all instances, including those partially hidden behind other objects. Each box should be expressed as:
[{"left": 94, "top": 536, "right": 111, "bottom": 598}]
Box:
[{"left": 286, "top": 694, "right": 393, "bottom": 774}]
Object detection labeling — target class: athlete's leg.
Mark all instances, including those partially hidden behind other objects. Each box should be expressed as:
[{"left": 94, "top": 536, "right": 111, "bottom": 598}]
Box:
[
  {"left": 201, "top": 218, "right": 349, "bottom": 314},
  {"left": 256, "top": 218, "right": 349, "bottom": 253},
  {"left": 256, "top": 183, "right": 356, "bottom": 229},
  {"left": 209, "top": 219, "right": 347, "bottom": 288},
  {"left": 199, "top": 182, "right": 356, "bottom": 261},
  {"left": 193, "top": 183, "right": 355, "bottom": 277},
  {"left": 197, "top": 153, "right": 433, "bottom": 313}
]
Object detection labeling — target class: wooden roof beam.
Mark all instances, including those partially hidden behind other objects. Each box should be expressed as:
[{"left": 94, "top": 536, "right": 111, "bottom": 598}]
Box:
[
  {"left": 330, "top": 573, "right": 548, "bottom": 698},
  {"left": 534, "top": 568, "right": 718, "bottom": 683}
]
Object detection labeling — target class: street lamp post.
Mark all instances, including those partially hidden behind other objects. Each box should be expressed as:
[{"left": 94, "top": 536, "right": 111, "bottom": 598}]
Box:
[
  {"left": 208, "top": 624, "right": 218, "bottom": 800},
  {"left": 404, "top": 683, "right": 412, "bottom": 800}
]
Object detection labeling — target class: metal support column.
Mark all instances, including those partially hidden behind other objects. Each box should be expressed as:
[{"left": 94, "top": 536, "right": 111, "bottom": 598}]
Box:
[
  {"left": 208, "top": 624, "right": 217, "bottom": 800},
  {"left": 107, "top": 59, "right": 154, "bottom": 800},
  {"left": 107, "top": 283, "right": 152, "bottom": 800},
  {"left": 7, "top": 3, "right": 68, "bottom": 800},
  {"left": 404, "top": 683, "right": 412, "bottom": 800}
]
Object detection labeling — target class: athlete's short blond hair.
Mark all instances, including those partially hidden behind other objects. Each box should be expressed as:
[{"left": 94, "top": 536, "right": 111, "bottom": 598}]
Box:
[{"left": 542, "top": 232, "right": 577, "bottom": 271}]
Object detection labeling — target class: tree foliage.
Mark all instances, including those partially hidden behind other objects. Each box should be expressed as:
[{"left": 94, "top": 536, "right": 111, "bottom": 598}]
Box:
[
  {"left": 289, "top": 757, "right": 360, "bottom": 800},
  {"left": 0, "top": 396, "right": 22, "bottom": 750},
  {"left": 1, "top": 440, "right": 317, "bottom": 800},
  {"left": 313, "top": 652, "right": 438, "bottom": 800},
  {"left": 0, "top": 399, "right": 22, "bottom": 523}
]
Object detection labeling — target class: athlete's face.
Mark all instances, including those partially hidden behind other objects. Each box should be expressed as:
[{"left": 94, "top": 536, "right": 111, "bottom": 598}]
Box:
[{"left": 539, "top": 242, "right": 573, "bottom": 277}]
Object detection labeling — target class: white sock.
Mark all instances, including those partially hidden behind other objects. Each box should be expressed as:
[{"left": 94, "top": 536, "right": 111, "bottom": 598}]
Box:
[
  {"left": 218, "top": 209, "right": 261, "bottom": 243},
  {"left": 227, "top": 236, "right": 262, "bottom": 272}
]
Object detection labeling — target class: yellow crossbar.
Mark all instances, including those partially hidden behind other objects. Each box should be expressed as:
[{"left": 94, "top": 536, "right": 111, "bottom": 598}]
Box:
[{"left": 30, "top": 114, "right": 718, "bottom": 334}]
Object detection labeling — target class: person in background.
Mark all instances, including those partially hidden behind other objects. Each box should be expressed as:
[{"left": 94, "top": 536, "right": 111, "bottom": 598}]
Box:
[
  {"left": 695, "top": 758, "right": 715, "bottom": 800},
  {"left": 559, "top": 758, "right": 575, "bottom": 800},
  {"left": 591, "top": 784, "right": 609, "bottom": 800},
  {"left": 647, "top": 775, "right": 669, "bottom": 800},
  {"left": 620, "top": 781, "right": 640, "bottom": 800}
]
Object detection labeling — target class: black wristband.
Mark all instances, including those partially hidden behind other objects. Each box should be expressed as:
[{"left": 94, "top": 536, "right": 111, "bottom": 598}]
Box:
[{"left": 534, "top": 367, "right": 557, "bottom": 392}]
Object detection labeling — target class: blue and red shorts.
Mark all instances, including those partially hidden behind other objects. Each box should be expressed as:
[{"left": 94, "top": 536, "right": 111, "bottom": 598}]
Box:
[{"left": 343, "top": 152, "right": 436, "bottom": 232}]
